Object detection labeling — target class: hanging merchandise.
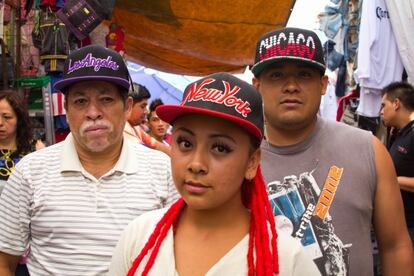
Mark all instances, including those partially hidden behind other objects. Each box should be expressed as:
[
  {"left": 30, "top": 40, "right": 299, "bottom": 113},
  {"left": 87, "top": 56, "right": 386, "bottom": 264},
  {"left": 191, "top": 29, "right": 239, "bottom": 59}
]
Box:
[
  {"left": 385, "top": 0, "right": 414, "bottom": 84},
  {"left": 354, "top": 0, "right": 403, "bottom": 117},
  {"left": 319, "top": 0, "right": 363, "bottom": 96},
  {"left": 99, "top": 0, "right": 116, "bottom": 20},
  {"left": 0, "top": 1, "right": 3, "bottom": 39},
  {"left": 337, "top": 88, "right": 360, "bottom": 126},
  {"left": 33, "top": 10, "right": 70, "bottom": 73},
  {"left": 89, "top": 23, "right": 108, "bottom": 47},
  {"left": 0, "top": 38, "right": 14, "bottom": 89},
  {"left": 105, "top": 22, "right": 125, "bottom": 55},
  {"left": 20, "top": 8, "right": 40, "bottom": 76},
  {"left": 56, "top": 0, "right": 107, "bottom": 41}
]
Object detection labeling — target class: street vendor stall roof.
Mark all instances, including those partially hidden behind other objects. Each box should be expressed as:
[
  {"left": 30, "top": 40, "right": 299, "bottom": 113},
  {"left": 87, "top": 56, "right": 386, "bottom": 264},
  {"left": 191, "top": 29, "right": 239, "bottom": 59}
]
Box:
[{"left": 112, "top": 0, "right": 296, "bottom": 76}]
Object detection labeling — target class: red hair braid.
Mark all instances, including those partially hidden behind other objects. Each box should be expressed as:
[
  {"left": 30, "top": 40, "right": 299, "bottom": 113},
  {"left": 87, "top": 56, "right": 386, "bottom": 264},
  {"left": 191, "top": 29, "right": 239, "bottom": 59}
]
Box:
[
  {"left": 246, "top": 166, "right": 279, "bottom": 275},
  {"left": 126, "top": 198, "right": 185, "bottom": 276}
]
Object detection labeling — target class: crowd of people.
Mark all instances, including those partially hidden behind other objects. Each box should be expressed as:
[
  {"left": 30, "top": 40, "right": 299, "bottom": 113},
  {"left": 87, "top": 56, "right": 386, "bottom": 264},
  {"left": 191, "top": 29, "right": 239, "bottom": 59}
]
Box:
[{"left": 0, "top": 27, "right": 412, "bottom": 276}]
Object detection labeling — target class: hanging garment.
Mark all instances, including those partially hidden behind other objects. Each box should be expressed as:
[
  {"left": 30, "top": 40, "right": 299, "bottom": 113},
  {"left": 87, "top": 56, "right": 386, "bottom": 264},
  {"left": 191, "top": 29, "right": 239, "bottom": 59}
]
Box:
[
  {"left": 20, "top": 9, "right": 40, "bottom": 76},
  {"left": 105, "top": 23, "right": 125, "bottom": 54},
  {"left": 89, "top": 23, "right": 108, "bottom": 47},
  {"left": 34, "top": 11, "right": 69, "bottom": 73},
  {"left": 385, "top": 0, "right": 414, "bottom": 84},
  {"left": 56, "top": 0, "right": 106, "bottom": 41},
  {"left": 354, "top": 0, "right": 403, "bottom": 90},
  {"left": 0, "top": 38, "right": 14, "bottom": 88}
]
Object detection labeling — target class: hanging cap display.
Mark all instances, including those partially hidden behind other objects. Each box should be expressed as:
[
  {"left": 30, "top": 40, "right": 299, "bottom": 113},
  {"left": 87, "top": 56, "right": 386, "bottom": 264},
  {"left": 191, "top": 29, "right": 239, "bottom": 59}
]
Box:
[
  {"left": 54, "top": 45, "right": 130, "bottom": 93},
  {"left": 156, "top": 72, "right": 264, "bottom": 140},
  {"left": 251, "top": 27, "right": 326, "bottom": 77}
]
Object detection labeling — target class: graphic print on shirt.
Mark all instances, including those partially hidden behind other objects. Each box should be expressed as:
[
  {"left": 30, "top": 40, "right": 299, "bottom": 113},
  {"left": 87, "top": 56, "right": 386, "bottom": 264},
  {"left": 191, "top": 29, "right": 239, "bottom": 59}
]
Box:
[{"left": 267, "top": 165, "right": 351, "bottom": 276}]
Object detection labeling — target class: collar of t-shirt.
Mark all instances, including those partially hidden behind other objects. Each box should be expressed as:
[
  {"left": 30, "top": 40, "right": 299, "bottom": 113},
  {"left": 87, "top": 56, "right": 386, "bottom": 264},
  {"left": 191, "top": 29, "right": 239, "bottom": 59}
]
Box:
[
  {"left": 262, "top": 116, "right": 325, "bottom": 155},
  {"left": 397, "top": 119, "right": 414, "bottom": 138},
  {"left": 60, "top": 133, "right": 139, "bottom": 175}
]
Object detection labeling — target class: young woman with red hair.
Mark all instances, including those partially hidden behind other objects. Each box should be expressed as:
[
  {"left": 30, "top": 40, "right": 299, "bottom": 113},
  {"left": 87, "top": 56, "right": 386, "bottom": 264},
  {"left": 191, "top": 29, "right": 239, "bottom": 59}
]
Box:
[{"left": 108, "top": 73, "right": 319, "bottom": 276}]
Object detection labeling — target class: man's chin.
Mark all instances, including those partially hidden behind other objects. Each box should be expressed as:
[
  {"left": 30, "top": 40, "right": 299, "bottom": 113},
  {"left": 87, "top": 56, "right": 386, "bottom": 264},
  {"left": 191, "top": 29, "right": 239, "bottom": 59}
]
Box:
[{"left": 84, "top": 140, "right": 111, "bottom": 153}]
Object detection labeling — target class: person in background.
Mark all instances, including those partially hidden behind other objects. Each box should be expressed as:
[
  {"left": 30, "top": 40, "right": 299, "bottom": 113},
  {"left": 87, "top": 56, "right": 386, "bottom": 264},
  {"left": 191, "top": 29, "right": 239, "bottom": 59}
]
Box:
[
  {"left": 108, "top": 73, "right": 319, "bottom": 275},
  {"left": 0, "top": 90, "right": 35, "bottom": 276},
  {"left": 124, "top": 84, "right": 170, "bottom": 156},
  {"left": 147, "top": 98, "right": 170, "bottom": 144},
  {"left": 251, "top": 27, "right": 413, "bottom": 276},
  {"left": 380, "top": 81, "right": 414, "bottom": 246},
  {"left": 0, "top": 45, "right": 178, "bottom": 276}
]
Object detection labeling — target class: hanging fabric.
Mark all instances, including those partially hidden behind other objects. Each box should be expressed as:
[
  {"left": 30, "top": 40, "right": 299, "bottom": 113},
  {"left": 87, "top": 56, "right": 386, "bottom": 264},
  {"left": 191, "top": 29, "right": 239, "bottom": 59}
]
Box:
[
  {"left": 56, "top": 0, "right": 106, "bottom": 41},
  {"left": 33, "top": 9, "right": 70, "bottom": 73}
]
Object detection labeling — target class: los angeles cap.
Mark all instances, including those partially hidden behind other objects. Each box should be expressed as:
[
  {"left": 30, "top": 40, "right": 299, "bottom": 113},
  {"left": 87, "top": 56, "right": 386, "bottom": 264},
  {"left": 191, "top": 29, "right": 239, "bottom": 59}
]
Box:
[
  {"left": 54, "top": 45, "right": 130, "bottom": 93},
  {"left": 251, "top": 27, "right": 326, "bottom": 77},
  {"left": 156, "top": 72, "right": 264, "bottom": 140}
]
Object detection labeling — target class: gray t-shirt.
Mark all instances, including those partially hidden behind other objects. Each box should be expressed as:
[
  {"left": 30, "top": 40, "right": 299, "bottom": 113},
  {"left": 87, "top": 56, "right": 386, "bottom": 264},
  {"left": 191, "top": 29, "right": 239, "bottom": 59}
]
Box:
[{"left": 262, "top": 117, "right": 376, "bottom": 276}]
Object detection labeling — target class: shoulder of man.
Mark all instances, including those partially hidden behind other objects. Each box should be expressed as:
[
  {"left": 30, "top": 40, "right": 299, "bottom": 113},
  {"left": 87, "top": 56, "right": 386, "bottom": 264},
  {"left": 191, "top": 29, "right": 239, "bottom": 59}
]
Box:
[
  {"left": 128, "top": 140, "right": 170, "bottom": 160},
  {"left": 324, "top": 118, "right": 373, "bottom": 139},
  {"left": 15, "top": 141, "right": 64, "bottom": 166}
]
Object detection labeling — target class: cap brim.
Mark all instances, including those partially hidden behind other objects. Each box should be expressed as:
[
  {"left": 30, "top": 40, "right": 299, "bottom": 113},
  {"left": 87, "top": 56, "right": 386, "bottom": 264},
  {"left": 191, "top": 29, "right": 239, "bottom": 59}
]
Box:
[
  {"left": 156, "top": 104, "right": 262, "bottom": 139},
  {"left": 54, "top": 76, "right": 130, "bottom": 92},
  {"left": 251, "top": 56, "right": 326, "bottom": 77}
]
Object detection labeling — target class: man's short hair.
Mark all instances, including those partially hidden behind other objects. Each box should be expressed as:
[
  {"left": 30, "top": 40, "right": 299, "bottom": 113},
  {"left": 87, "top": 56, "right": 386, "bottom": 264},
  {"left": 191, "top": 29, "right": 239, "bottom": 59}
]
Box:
[
  {"left": 148, "top": 98, "right": 164, "bottom": 120},
  {"left": 129, "top": 84, "right": 151, "bottom": 102},
  {"left": 382, "top": 81, "right": 414, "bottom": 110}
]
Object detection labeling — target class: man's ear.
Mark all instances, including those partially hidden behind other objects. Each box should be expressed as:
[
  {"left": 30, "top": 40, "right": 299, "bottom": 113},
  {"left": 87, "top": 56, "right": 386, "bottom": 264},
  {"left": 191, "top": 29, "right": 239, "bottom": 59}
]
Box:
[
  {"left": 252, "top": 77, "right": 260, "bottom": 90},
  {"left": 393, "top": 98, "right": 401, "bottom": 110},
  {"left": 245, "top": 148, "right": 261, "bottom": 180},
  {"left": 125, "top": 96, "right": 133, "bottom": 116},
  {"left": 320, "top": 75, "right": 328, "bottom": 96},
  {"left": 63, "top": 99, "right": 68, "bottom": 112}
]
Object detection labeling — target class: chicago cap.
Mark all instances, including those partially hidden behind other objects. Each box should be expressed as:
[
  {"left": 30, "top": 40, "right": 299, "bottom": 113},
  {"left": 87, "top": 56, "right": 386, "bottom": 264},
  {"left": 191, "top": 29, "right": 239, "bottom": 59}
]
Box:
[{"left": 251, "top": 27, "right": 326, "bottom": 77}]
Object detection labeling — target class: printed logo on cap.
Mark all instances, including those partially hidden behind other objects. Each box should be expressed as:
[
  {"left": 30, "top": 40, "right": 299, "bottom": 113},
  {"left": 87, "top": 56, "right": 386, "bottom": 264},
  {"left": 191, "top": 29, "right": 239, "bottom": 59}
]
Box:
[
  {"left": 182, "top": 78, "right": 252, "bottom": 118},
  {"left": 251, "top": 27, "right": 326, "bottom": 77},
  {"left": 258, "top": 31, "right": 316, "bottom": 62},
  {"left": 156, "top": 73, "right": 264, "bottom": 140},
  {"left": 67, "top": 53, "right": 120, "bottom": 74}
]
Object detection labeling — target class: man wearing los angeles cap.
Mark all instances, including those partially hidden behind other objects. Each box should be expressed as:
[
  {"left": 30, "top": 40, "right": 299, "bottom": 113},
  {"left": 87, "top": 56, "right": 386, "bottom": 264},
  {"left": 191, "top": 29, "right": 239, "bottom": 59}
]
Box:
[
  {"left": 252, "top": 27, "right": 413, "bottom": 276},
  {"left": 0, "top": 45, "right": 178, "bottom": 276}
]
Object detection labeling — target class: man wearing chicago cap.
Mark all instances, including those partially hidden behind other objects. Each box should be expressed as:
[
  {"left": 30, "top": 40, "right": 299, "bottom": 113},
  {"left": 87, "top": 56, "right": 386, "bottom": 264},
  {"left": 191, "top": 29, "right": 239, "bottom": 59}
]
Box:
[
  {"left": 252, "top": 27, "right": 413, "bottom": 276},
  {"left": 0, "top": 45, "right": 178, "bottom": 276}
]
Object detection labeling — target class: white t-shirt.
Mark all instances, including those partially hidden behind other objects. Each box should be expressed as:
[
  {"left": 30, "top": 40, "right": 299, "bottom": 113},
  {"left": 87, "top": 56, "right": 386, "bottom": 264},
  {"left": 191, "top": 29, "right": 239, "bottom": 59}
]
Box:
[
  {"left": 354, "top": 0, "right": 403, "bottom": 89},
  {"left": 108, "top": 208, "right": 321, "bottom": 276},
  {"left": 386, "top": 0, "right": 414, "bottom": 84}
]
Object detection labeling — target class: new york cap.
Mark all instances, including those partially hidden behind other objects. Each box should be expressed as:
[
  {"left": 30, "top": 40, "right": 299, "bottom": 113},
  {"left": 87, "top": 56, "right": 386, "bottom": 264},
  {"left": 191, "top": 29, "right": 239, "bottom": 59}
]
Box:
[
  {"left": 251, "top": 27, "right": 326, "bottom": 77},
  {"left": 54, "top": 45, "right": 130, "bottom": 93},
  {"left": 156, "top": 73, "right": 264, "bottom": 140}
]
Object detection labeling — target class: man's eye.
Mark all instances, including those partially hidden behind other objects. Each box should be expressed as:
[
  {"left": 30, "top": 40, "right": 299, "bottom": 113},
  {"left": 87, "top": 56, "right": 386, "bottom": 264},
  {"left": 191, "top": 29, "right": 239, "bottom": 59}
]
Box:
[
  {"left": 74, "top": 98, "right": 87, "bottom": 105},
  {"left": 298, "top": 71, "right": 312, "bottom": 78},
  {"left": 102, "top": 97, "right": 114, "bottom": 103},
  {"left": 269, "top": 72, "right": 283, "bottom": 79}
]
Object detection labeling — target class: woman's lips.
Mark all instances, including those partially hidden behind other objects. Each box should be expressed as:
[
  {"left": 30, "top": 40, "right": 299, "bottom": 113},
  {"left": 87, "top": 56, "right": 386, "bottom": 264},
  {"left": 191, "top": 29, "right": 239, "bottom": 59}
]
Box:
[{"left": 184, "top": 181, "right": 209, "bottom": 194}]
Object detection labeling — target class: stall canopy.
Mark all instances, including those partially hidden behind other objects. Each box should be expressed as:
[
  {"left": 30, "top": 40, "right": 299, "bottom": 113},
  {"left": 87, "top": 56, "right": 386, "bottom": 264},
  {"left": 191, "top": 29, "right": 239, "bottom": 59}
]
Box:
[
  {"left": 128, "top": 62, "right": 193, "bottom": 104},
  {"left": 112, "top": 0, "right": 296, "bottom": 76}
]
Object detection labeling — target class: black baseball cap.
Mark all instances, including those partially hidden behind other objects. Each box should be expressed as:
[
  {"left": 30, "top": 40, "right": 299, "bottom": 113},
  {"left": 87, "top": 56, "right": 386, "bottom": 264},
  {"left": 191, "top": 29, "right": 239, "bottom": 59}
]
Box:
[
  {"left": 251, "top": 27, "right": 326, "bottom": 77},
  {"left": 156, "top": 73, "right": 264, "bottom": 140},
  {"left": 54, "top": 45, "right": 130, "bottom": 93}
]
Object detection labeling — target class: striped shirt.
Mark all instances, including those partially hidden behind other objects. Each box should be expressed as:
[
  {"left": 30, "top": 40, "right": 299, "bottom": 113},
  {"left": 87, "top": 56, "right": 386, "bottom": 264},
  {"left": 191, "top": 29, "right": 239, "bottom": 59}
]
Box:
[{"left": 0, "top": 134, "right": 178, "bottom": 276}]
